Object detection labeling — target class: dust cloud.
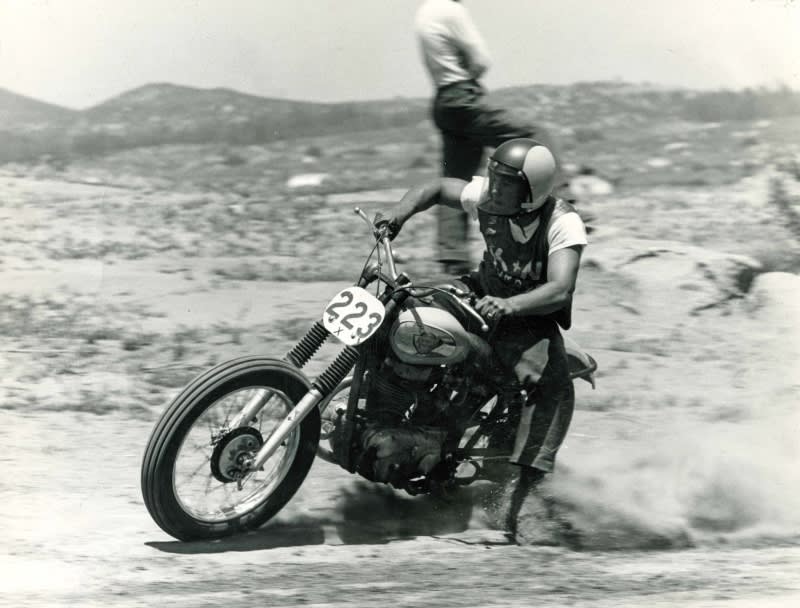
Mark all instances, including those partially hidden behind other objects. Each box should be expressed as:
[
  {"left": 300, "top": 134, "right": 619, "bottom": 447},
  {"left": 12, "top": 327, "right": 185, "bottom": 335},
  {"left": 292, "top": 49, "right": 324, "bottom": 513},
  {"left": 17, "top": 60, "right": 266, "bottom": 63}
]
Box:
[{"left": 534, "top": 406, "right": 800, "bottom": 551}]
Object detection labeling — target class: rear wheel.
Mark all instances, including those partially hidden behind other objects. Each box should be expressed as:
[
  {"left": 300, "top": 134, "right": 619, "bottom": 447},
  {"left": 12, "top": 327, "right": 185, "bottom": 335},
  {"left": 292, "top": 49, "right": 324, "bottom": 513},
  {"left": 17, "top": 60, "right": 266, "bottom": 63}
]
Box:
[{"left": 141, "top": 357, "right": 320, "bottom": 541}]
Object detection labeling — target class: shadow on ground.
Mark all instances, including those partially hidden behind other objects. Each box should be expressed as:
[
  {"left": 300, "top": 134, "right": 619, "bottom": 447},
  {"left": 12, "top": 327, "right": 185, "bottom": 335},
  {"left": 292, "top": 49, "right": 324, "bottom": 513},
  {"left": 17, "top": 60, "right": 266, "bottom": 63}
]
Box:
[
  {"left": 145, "top": 522, "right": 327, "bottom": 554},
  {"left": 331, "top": 481, "right": 480, "bottom": 544},
  {"left": 145, "top": 481, "right": 500, "bottom": 553}
]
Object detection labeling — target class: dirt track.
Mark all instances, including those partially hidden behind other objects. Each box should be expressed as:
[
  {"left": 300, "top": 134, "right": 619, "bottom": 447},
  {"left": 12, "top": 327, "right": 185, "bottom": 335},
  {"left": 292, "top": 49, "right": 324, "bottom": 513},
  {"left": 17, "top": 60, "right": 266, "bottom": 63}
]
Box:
[
  {"left": 2, "top": 152, "right": 800, "bottom": 606},
  {"left": 3, "top": 408, "right": 800, "bottom": 608}
]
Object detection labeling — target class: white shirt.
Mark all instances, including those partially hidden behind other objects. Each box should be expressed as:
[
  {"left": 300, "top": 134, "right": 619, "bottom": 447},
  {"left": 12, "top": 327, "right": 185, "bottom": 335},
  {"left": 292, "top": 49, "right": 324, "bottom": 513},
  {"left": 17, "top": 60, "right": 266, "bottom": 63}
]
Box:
[{"left": 414, "top": 0, "right": 491, "bottom": 89}]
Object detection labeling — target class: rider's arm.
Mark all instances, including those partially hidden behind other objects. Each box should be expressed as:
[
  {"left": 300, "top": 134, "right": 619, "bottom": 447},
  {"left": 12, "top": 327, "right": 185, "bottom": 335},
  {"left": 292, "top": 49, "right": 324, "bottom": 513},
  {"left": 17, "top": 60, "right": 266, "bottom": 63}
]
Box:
[
  {"left": 393, "top": 178, "right": 469, "bottom": 227},
  {"left": 450, "top": 4, "right": 491, "bottom": 79},
  {"left": 506, "top": 246, "right": 583, "bottom": 317}
]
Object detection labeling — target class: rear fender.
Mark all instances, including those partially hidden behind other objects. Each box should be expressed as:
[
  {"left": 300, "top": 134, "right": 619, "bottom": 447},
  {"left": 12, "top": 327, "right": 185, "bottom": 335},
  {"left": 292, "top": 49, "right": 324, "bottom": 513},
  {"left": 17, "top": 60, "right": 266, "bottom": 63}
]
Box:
[{"left": 563, "top": 334, "right": 597, "bottom": 388}]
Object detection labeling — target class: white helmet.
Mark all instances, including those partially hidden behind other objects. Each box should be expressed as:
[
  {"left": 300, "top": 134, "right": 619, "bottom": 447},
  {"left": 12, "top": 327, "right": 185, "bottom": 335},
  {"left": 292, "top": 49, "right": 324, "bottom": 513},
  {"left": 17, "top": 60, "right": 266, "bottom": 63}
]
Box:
[{"left": 478, "top": 139, "right": 557, "bottom": 216}]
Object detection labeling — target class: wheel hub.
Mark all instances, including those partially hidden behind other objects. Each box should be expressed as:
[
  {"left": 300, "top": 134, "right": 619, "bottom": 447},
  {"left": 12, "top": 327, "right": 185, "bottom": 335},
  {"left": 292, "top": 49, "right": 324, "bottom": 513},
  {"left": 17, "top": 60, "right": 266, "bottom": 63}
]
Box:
[{"left": 210, "top": 426, "right": 264, "bottom": 483}]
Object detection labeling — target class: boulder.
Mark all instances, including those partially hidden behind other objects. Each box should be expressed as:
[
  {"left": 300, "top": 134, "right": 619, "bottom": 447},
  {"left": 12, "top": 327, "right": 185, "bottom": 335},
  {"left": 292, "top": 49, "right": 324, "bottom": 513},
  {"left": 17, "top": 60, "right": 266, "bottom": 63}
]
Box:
[
  {"left": 583, "top": 238, "right": 763, "bottom": 317},
  {"left": 744, "top": 272, "right": 800, "bottom": 330}
]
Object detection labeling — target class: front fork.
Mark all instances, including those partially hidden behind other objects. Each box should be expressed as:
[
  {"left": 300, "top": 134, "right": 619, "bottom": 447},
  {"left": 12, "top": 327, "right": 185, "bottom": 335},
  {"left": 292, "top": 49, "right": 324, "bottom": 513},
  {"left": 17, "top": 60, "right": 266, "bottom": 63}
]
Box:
[
  {"left": 228, "top": 318, "right": 332, "bottom": 429},
  {"left": 241, "top": 275, "right": 407, "bottom": 475},
  {"left": 245, "top": 346, "right": 360, "bottom": 472}
]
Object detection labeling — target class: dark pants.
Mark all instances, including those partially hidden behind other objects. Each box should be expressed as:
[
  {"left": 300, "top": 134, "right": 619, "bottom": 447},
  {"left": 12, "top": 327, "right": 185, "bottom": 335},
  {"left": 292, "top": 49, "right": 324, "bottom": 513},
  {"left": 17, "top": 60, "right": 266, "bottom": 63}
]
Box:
[
  {"left": 455, "top": 273, "right": 575, "bottom": 472},
  {"left": 432, "top": 80, "right": 561, "bottom": 267},
  {"left": 492, "top": 318, "right": 575, "bottom": 472}
]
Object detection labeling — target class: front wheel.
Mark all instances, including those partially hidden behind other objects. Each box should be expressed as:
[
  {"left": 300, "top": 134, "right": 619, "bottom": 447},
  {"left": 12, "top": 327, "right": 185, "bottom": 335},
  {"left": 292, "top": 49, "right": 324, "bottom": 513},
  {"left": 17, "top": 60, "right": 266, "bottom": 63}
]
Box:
[{"left": 141, "top": 357, "right": 320, "bottom": 541}]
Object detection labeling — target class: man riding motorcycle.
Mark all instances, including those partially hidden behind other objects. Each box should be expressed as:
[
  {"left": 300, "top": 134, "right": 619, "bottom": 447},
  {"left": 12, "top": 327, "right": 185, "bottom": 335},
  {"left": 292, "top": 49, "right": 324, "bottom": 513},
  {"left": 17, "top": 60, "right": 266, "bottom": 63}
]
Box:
[{"left": 379, "top": 138, "right": 588, "bottom": 538}]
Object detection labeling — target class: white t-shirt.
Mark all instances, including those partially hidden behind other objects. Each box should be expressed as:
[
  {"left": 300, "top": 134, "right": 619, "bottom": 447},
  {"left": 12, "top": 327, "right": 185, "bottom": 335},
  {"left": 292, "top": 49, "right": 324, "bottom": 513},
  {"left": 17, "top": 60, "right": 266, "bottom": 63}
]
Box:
[{"left": 414, "top": 0, "right": 491, "bottom": 89}]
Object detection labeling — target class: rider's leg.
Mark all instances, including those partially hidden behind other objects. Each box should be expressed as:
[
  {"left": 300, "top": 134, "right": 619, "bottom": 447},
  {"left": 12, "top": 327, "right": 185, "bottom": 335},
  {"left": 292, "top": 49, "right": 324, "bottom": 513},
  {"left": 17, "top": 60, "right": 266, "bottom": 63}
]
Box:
[
  {"left": 491, "top": 321, "right": 575, "bottom": 540},
  {"left": 436, "top": 133, "right": 482, "bottom": 275},
  {"left": 434, "top": 81, "right": 568, "bottom": 196},
  {"left": 433, "top": 80, "right": 555, "bottom": 274},
  {"left": 504, "top": 465, "right": 547, "bottom": 540},
  {"left": 507, "top": 327, "right": 575, "bottom": 472}
]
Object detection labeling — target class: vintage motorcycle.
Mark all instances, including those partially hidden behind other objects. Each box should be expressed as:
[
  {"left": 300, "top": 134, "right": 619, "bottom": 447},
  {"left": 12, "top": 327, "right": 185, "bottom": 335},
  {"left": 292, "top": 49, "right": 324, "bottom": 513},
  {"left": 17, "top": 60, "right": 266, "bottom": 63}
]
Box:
[{"left": 141, "top": 208, "right": 597, "bottom": 541}]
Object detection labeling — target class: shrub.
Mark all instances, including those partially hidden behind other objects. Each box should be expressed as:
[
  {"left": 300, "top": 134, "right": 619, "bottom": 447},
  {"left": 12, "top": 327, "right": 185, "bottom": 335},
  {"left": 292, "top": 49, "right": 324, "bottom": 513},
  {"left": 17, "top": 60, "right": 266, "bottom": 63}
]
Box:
[
  {"left": 409, "top": 155, "right": 430, "bottom": 169},
  {"left": 221, "top": 150, "right": 247, "bottom": 166}
]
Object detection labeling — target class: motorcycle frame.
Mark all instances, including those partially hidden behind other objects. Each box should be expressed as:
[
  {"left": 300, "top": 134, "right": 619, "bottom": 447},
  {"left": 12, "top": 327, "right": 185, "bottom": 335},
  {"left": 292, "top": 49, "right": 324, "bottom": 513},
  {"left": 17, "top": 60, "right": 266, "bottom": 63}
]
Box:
[{"left": 242, "top": 226, "right": 401, "bottom": 475}]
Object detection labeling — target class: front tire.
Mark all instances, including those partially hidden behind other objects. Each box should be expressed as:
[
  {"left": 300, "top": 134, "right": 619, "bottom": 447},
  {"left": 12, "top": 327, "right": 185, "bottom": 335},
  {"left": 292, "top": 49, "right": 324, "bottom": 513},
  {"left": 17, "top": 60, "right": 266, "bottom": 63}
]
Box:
[{"left": 141, "top": 357, "right": 320, "bottom": 541}]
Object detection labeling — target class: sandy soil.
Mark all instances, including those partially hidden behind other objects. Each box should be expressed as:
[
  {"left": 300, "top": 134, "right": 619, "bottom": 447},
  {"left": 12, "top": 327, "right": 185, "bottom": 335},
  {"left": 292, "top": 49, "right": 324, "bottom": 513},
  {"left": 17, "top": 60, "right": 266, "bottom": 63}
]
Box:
[{"left": 2, "top": 153, "right": 800, "bottom": 607}]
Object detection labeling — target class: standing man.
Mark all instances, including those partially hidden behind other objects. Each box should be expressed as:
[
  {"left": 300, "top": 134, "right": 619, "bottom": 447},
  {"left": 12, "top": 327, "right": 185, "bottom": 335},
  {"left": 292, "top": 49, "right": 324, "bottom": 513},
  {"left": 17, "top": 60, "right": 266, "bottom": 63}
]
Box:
[{"left": 414, "top": 0, "right": 562, "bottom": 275}]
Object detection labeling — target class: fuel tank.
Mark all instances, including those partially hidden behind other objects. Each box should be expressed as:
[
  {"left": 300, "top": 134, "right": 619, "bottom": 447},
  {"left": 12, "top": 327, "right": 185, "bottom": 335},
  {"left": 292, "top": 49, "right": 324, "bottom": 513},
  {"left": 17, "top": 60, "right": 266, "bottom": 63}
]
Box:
[{"left": 389, "top": 306, "right": 491, "bottom": 366}]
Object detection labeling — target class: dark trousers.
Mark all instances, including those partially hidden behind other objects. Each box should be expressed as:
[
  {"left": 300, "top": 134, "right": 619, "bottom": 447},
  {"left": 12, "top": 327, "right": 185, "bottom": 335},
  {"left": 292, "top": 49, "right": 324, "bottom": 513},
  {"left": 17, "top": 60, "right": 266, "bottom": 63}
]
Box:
[
  {"left": 432, "top": 80, "right": 560, "bottom": 266},
  {"left": 454, "top": 273, "right": 575, "bottom": 472},
  {"left": 492, "top": 318, "right": 575, "bottom": 472}
]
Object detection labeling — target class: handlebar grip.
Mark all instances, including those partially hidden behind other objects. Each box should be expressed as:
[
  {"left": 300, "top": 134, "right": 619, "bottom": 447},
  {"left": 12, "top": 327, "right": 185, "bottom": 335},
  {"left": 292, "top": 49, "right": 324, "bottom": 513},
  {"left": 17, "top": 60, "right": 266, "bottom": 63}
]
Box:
[{"left": 444, "top": 288, "right": 490, "bottom": 333}]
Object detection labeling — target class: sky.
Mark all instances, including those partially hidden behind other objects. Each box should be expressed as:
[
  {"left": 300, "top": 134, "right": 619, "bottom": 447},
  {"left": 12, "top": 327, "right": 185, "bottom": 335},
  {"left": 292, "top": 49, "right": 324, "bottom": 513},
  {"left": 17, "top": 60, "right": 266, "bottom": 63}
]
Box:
[{"left": 1, "top": 0, "right": 799, "bottom": 109}]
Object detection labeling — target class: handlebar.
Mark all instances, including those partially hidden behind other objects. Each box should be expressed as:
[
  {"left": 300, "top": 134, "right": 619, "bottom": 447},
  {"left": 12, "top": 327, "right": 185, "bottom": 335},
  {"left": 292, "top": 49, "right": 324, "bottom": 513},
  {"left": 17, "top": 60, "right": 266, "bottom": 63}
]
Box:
[
  {"left": 354, "top": 207, "right": 399, "bottom": 281},
  {"left": 354, "top": 207, "right": 489, "bottom": 333},
  {"left": 440, "top": 286, "right": 490, "bottom": 333}
]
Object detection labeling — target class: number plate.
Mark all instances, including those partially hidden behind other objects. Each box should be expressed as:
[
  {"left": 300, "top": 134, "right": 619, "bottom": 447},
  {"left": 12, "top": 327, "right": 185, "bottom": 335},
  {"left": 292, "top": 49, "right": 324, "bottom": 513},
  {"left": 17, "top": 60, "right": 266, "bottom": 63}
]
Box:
[{"left": 322, "top": 287, "right": 386, "bottom": 345}]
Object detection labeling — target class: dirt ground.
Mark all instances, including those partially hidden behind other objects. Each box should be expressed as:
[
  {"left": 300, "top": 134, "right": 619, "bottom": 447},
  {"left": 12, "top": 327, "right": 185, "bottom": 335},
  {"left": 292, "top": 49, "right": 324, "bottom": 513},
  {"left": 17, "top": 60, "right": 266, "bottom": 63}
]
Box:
[{"left": 2, "top": 131, "right": 800, "bottom": 607}]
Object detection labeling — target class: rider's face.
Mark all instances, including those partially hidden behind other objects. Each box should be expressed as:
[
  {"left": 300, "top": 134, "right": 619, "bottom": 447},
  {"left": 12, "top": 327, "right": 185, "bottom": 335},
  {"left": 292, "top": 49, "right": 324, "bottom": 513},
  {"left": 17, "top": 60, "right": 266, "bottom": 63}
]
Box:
[{"left": 486, "top": 160, "right": 530, "bottom": 215}]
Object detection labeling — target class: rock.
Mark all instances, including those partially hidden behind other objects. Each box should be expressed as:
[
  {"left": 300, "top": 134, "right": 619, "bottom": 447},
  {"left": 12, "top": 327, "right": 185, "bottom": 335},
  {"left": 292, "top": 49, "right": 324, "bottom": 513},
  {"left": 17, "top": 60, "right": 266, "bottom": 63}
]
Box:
[
  {"left": 584, "top": 239, "right": 763, "bottom": 316},
  {"left": 562, "top": 162, "right": 580, "bottom": 175},
  {"left": 746, "top": 271, "right": 800, "bottom": 307},
  {"left": 663, "top": 142, "right": 690, "bottom": 152},
  {"left": 744, "top": 272, "right": 800, "bottom": 328},
  {"left": 568, "top": 174, "right": 614, "bottom": 198},
  {"left": 646, "top": 157, "right": 672, "bottom": 168},
  {"left": 286, "top": 173, "right": 329, "bottom": 189}
]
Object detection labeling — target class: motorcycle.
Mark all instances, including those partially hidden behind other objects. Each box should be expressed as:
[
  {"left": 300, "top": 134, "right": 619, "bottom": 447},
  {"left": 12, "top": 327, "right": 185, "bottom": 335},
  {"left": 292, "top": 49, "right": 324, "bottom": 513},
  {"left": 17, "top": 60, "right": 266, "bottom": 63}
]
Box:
[{"left": 140, "top": 208, "right": 597, "bottom": 541}]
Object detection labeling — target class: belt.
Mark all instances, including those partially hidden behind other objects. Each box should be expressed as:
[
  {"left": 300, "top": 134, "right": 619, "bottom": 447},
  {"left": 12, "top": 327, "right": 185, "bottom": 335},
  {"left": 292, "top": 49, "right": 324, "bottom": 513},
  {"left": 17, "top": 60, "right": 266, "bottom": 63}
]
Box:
[{"left": 436, "top": 79, "right": 481, "bottom": 93}]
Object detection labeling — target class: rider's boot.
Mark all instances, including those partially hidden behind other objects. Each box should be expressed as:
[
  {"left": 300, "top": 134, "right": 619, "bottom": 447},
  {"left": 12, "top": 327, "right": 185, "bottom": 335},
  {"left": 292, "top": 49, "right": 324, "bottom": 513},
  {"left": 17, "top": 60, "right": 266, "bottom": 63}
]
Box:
[{"left": 504, "top": 466, "right": 546, "bottom": 543}]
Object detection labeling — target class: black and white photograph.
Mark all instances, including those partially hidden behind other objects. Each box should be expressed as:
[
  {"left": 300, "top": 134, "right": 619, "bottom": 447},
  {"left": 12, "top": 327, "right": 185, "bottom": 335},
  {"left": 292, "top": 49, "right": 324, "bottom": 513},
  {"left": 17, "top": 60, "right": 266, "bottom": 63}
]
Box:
[{"left": 1, "top": 1, "right": 799, "bottom": 606}]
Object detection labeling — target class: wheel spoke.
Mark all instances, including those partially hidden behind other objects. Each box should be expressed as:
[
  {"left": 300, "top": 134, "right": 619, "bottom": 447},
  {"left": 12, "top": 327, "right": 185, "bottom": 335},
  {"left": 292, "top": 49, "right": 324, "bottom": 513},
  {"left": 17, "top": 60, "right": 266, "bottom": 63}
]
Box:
[
  {"left": 203, "top": 470, "right": 214, "bottom": 496},
  {"left": 220, "top": 391, "right": 244, "bottom": 427},
  {"left": 182, "top": 454, "right": 212, "bottom": 481},
  {"left": 204, "top": 482, "right": 232, "bottom": 497},
  {"left": 171, "top": 385, "right": 301, "bottom": 523}
]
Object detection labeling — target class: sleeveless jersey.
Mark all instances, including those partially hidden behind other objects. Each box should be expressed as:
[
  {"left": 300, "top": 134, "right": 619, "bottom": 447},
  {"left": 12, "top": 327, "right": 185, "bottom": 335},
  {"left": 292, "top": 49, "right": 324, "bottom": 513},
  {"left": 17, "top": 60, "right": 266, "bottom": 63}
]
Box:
[{"left": 460, "top": 177, "right": 587, "bottom": 328}]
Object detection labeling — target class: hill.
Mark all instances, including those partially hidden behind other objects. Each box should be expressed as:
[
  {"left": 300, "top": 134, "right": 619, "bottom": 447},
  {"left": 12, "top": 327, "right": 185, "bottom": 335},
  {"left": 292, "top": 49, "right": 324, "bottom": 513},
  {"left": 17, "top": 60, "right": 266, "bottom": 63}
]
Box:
[
  {"left": 1, "top": 81, "right": 799, "bottom": 162},
  {"left": 0, "top": 87, "right": 77, "bottom": 127},
  {"left": 0, "top": 82, "right": 428, "bottom": 161}
]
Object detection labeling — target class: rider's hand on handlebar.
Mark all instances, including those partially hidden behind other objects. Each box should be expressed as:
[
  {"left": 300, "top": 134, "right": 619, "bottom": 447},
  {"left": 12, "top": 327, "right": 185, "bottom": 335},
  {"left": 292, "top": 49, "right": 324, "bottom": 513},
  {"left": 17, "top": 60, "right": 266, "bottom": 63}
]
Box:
[
  {"left": 475, "top": 295, "right": 514, "bottom": 324},
  {"left": 373, "top": 213, "right": 402, "bottom": 241}
]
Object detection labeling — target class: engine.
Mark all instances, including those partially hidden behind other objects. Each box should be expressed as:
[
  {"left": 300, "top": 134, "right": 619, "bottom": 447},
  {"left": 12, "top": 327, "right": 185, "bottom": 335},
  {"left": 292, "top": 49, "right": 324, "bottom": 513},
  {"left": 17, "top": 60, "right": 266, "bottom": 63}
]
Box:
[
  {"left": 337, "top": 304, "right": 495, "bottom": 490},
  {"left": 364, "top": 356, "right": 442, "bottom": 424}
]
